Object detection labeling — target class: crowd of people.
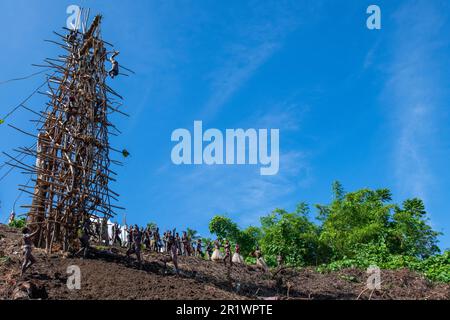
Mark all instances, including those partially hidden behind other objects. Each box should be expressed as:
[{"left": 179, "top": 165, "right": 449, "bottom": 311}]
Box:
[
  {"left": 107, "top": 223, "right": 266, "bottom": 272},
  {"left": 18, "top": 217, "right": 269, "bottom": 276}
]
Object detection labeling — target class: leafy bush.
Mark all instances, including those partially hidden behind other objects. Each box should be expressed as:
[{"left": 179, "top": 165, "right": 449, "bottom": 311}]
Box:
[
  {"left": 317, "top": 247, "right": 450, "bottom": 283},
  {"left": 414, "top": 251, "right": 450, "bottom": 283},
  {"left": 8, "top": 217, "right": 26, "bottom": 229}
]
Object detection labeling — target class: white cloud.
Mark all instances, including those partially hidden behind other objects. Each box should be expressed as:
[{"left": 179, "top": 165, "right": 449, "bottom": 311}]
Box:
[
  {"left": 387, "top": 1, "right": 445, "bottom": 201},
  {"left": 248, "top": 96, "right": 309, "bottom": 131}
]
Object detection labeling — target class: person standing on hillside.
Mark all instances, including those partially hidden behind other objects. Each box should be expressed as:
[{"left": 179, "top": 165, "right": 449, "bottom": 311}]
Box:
[
  {"left": 155, "top": 228, "right": 162, "bottom": 252},
  {"left": 111, "top": 222, "right": 116, "bottom": 245},
  {"left": 175, "top": 232, "right": 182, "bottom": 255},
  {"left": 143, "top": 227, "right": 151, "bottom": 249},
  {"left": 205, "top": 242, "right": 213, "bottom": 260},
  {"left": 126, "top": 225, "right": 134, "bottom": 251},
  {"left": 223, "top": 240, "right": 232, "bottom": 266},
  {"left": 163, "top": 231, "right": 169, "bottom": 253},
  {"left": 167, "top": 231, "right": 179, "bottom": 275},
  {"left": 76, "top": 218, "right": 92, "bottom": 259},
  {"left": 151, "top": 229, "right": 155, "bottom": 250},
  {"left": 101, "top": 217, "right": 109, "bottom": 245},
  {"left": 21, "top": 227, "right": 39, "bottom": 276},
  {"left": 181, "top": 231, "right": 189, "bottom": 256},
  {"left": 94, "top": 220, "right": 101, "bottom": 242},
  {"left": 253, "top": 246, "right": 269, "bottom": 272},
  {"left": 126, "top": 225, "right": 142, "bottom": 268},
  {"left": 8, "top": 211, "right": 15, "bottom": 225},
  {"left": 112, "top": 222, "right": 122, "bottom": 246},
  {"left": 134, "top": 225, "right": 142, "bottom": 267},
  {"left": 195, "top": 239, "right": 203, "bottom": 258},
  {"left": 232, "top": 243, "right": 244, "bottom": 264},
  {"left": 211, "top": 239, "right": 222, "bottom": 261}
]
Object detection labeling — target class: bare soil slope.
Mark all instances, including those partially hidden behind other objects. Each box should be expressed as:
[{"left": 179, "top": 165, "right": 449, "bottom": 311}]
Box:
[{"left": 0, "top": 224, "right": 448, "bottom": 300}]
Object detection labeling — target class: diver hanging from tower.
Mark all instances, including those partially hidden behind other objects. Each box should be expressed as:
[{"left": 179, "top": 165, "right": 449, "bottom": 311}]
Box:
[{"left": 108, "top": 51, "right": 120, "bottom": 78}]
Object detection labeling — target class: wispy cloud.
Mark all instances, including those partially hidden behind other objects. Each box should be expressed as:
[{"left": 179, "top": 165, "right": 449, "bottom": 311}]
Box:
[
  {"left": 386, "top": 1, "right": 446, "bottom": 201},
  {"left": 248, "top": 95, "right": 309, "bottom": 131},
  {"left": 202, "top": 2, "right": 302, "bottom": 119}
]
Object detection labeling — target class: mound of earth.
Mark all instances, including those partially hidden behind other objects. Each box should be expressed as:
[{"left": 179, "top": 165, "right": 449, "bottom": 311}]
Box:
[{"left": 0, "top": 224, "right": 448, "bottom": 300}]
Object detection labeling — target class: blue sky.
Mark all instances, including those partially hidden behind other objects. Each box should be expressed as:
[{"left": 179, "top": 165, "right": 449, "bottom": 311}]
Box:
[{"left": 0, "top": 0, "right": 449, "bottom": 249}]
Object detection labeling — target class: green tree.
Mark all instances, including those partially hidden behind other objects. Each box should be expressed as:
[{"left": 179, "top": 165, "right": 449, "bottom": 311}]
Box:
[
  {"left": 317, "top": 183, "right": 441, "bottom": 261},
  {"left": 208, "top": 215, "right": 260, "bottom": 257},
  {"left": 388, "top": 198, "right": 441, "bottom": 258},
  {"left": 237, "top": 226, "right": 261, "bottom": 257},
  {"left": 186, "top": 227, "right": 200, "bottom": 240},
  {"left": 317, "top": 186, "right": 394, "bottom": 259},
  {"left": 209, "top": 215, "right": 240, "bottom": 240},
  {"left": 332, "top": 180, "right": 345, "bottom": 201},
  {"left": 260, "top": 203, "right": 320, "bottom": 266},
  {"left": 146, "top": 221, "right": 157, "bottom": 230}
]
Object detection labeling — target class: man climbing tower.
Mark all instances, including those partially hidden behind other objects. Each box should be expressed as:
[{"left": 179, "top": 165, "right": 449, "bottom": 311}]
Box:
[{"left": 108, "top": 51, "right": 120, "bottom": 78}]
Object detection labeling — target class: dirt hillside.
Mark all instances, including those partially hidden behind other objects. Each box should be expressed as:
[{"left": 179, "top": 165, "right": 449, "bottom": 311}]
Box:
[{"left": 0, "top": 224, "right": 448, "bottom": 300}]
